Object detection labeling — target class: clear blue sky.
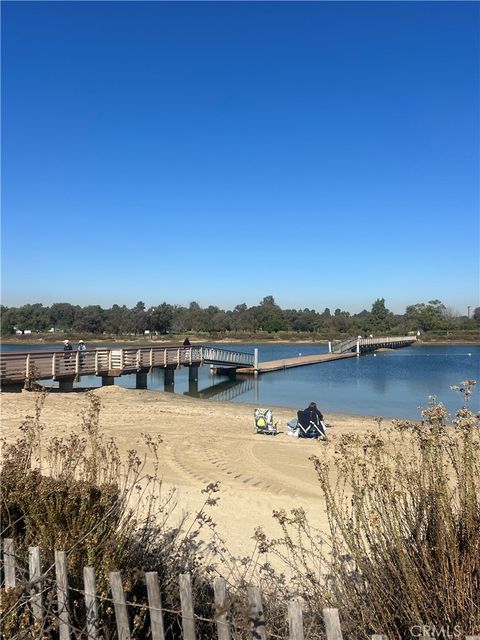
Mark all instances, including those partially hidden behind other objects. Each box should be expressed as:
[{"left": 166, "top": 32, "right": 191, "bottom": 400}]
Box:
[{"left": 2, "top": 1, "right": 479, "bottom": 315}]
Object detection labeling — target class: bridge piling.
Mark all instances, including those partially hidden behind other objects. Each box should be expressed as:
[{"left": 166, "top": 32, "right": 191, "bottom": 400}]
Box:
[
  {"left": 136, "top": 372, "right": 148, "bottom": 389},
  {"left": 188, "top": 365, "right": 199, "bottom": 395},
  {"left": 59, "top": 378, "right": 75, "bottom": 392},
  {"left": 164, "top": 367, "right": 175, "bottom": 392}
]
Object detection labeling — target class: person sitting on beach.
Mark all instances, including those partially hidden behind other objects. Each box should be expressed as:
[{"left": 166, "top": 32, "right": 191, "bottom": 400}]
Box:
[
  {"left": 299, "top": 401, "right": 327, "bottom": 438},
  {"left": 302, "top": 401, "right": 324, "bottom": 424}
]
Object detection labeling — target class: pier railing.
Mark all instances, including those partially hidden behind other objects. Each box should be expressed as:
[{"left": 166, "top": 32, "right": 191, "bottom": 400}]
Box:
[
  {"left": 0, "top": 345, "right": 255, "bottom": 386},
  {"left": 201, "top": 346, "right": 255, "bottom": 367}
]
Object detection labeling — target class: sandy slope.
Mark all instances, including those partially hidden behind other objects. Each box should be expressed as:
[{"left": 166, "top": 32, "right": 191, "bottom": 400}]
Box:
[{"left": 1, "top": 386, "right": 377, "bottom": 566}]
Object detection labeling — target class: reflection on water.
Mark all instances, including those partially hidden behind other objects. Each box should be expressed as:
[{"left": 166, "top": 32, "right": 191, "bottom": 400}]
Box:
[
  {"left": 1, "top": 343, "right": 479, "bottom": 420},
  {"left": 185, "top": 376, "right": 257, "bottom": 402}
]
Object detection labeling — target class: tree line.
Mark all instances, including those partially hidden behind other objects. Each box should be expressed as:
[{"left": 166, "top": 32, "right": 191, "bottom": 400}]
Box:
[{"left": 1, "top": 297, "right": 478, "bottom": 339}]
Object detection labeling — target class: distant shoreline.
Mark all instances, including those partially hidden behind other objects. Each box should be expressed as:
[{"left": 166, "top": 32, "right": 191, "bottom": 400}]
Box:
[{"left": 1, "top": 336, "right": 479, "bottom": 347}]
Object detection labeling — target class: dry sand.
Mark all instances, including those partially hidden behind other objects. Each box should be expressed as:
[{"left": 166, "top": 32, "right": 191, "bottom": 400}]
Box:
[{"left": 1, "top": 386, "right": 378, "bottom": 567}]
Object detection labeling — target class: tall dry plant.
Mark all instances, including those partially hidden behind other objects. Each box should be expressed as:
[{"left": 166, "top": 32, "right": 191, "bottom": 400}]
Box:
[
  {"left": 257, "top": 380, "right": 480, "bottom": 639},
  {"left": 0, "top": 390, "right": 226, "bottom": 639}
]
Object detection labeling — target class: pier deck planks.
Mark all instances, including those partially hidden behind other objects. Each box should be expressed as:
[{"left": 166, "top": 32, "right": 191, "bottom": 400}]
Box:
[{"left": 238, "top": 352, "right": 356, "bottom": 374}]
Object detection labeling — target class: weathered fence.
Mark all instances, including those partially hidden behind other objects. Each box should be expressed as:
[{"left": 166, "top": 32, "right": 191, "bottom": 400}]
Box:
[{"left": 2, "top": 540, "right": 479, "bottom": 640}]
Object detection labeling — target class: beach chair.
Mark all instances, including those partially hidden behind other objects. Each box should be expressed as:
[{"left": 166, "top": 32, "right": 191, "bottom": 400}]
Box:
[{"left": 254, "top": 408, "right": 278, "bottom": 435}]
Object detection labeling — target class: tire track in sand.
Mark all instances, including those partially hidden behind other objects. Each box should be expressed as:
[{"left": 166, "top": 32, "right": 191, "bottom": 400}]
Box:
[{"left": 163, "top": 428, "right": 321, "bottom": 500}]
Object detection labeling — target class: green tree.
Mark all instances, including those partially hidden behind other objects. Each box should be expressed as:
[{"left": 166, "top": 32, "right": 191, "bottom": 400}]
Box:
[
  {"left": 1, "top": 306, "right": 18, "bottom": 335},
  {"left": 405, "top": 300, "right": 449, "bottom": 332},
  {"left": 149, "top": 303, "right": 173, "bottom": 334},
  {"left": 49, "top": 303, "right": 77, "bottom": 331},
  {"left": 73, "top": 306, "right": 106, "bottom": 334},
  {"left": 131, "top": 301, "right": 148, "bottom": 334},
  {"left": 104, "top": 304, "right": 130, "bottom": 334},
  {"left": 369, "top": 298, "right": 395, "bottom": 333},
  {"left": 256, "top": 296, "right": 288, "bottom": 333}
]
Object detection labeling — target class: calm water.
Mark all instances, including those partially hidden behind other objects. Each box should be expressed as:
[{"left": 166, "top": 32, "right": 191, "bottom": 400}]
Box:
[{"left": 2, "top": 342, "right": 479, "bottom": 421}]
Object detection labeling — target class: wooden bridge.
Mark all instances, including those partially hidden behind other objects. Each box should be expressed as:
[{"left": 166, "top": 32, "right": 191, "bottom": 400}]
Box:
[
  {"left": 0, "top": 345, "right": 254, "bottom": 392},
  {"left": 330, "top": 335, "right": 417, "bottom": 354},
  {"left": 236, "top": 336, "right": 417, "bottom": 374},
  {"left": 0, "top": 336, "right": 417, "bottom": 392}
]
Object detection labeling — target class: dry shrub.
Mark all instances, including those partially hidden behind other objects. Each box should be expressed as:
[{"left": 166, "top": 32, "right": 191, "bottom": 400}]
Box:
[
  {"left": 258, "top": 381, "right": 480, "bottom": 639},
  {"left": 0, "top": 389, "right": 292, "bottom": 639},
  {"left": 2, "top": 383, "right": 479, "bottom": 639},
  {"left": 0, "top": 390, "right": 224, "bottom": 639}
]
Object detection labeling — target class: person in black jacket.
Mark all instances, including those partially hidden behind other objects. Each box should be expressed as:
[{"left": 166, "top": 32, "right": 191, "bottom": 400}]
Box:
[
  {"left": 299, "top": 402, "right": 327, "bottom": 438},
  {"left": 303, "top": 401, "right": 323, "bottom": 422},
  {"left": 63, "top": 339, "right": 73, "bottom": 370}
]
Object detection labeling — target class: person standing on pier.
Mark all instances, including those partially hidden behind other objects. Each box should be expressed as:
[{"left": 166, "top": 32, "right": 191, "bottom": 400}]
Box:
[
  {"left": 63, "top": 339, "right": 73, "bottom": 370},
  {"left": 183, "top": 337, "right": 191, "bottom": 362},
  {"left": 78, "top": 339, "right": 87, "bottom": 367}
]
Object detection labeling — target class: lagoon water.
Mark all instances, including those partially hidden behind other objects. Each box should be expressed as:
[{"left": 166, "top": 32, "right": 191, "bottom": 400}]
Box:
[{"left": 2, "top": 342, "right": 479, "bottom": 421}]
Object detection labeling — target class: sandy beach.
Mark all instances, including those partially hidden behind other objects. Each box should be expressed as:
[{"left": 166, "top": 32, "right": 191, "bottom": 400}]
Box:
[{"left": 1, "top": 386, "right": 378, "bottom": 567}]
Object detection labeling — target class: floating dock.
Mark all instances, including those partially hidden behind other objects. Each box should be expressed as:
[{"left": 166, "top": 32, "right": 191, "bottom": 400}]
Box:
[{"left": 237, "top": 351, "right": 356, "bottom": 374}]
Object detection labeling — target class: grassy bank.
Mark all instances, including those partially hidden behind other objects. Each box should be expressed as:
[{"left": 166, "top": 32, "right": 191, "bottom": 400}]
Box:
[{"left": 2, "top": 330, "right": 479, "bottom": 346}]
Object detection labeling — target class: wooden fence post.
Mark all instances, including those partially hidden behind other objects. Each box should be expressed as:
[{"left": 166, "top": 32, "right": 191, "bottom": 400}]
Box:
[
  {"left": 179, "top": 573, "right": 196, "bottom": 640},
  {"left": 3, "top": 538, "right": 16, "bottom": 589},
  {"left": 288, "top": 599, "right": 304, "bottom": 640},
  {"left": 214, "top": 577, "right": 230, "bottom": 640},
  {"left": 145, "top": 571, "right": 166, "bottom": 640},
  {"left": 247, "top": 586, "right": 267, "bottom": 640},
  {"left": 28, "top": 546, "right": 43, "bottom": 623},
  {"left": 109, "top": 571, "right": 131, "bottom": 640},
  {"left": 84, "top": 566, "right": 98, "bottom": 640},
  {"left": 55, "top": 550, "right": 70, "bottom": 640},
  {"left": 323, "top": 608, "right": 343, "bottom": 640}
]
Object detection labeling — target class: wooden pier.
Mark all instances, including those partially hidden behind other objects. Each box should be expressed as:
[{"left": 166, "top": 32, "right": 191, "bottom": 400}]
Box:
[
  {"left": 239, "top": 335, "right": 417, "bottom": 374},
  {"left": 238, "top": 351, "right": 356, "bottom": 374},
  {"left": 331, "top": 335, "right": 417, "bottom": 354},
  {"left": 0, "top": 336, "right": 417, "bottom": 390},
  {"left": 0, "top": 345, "right": 254, "bottom": 392}
]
